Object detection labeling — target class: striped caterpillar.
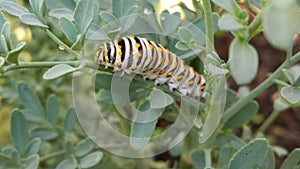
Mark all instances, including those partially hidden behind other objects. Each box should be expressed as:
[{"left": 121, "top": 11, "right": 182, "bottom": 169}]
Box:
[{"left": 95, "top": 36, "right": 206, "bottom": 98}]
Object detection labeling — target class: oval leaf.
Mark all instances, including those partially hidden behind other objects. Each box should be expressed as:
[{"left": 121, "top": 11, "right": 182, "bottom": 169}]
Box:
[
  {"left": 56, "top": 158, "right": 77, "bottom": 169},
  {"left": 112, "top": 0, "right": 134, "bottom": 18},
  {"left": 74, "top": 0, "right": 95, "bottom": 35},
  {"left": 178, "top": 27, "right": 193, "bottom": 44},
  {"left": 26, "top": 137, "right": 41, "bottom": 156},
  {"left": 63, "top": 108, "right": 77, "bottom": 132},
  {"left": 212, "top": 0, "right": 240, "bottom": 14},
  {"left": 190, "top": 149, "right": 205, "bottom": 169},
  {"left": 59, "top": 17, "right": 79, "bottom": 43},
  {"left": 75, "top": 138, "right": 95, "bottom": 157},
  {"left": 10, "top": 109, "right": 29, "bottom": 153},
  {"left": 281, "top": 86, "right": 300, "bottom": 104},
  {"left": 149, "top": 89, "right": 173, "bottom": 109},
  {"left": 229, "top": 38, "right": 258, "bottom": 85},
  {"left": 0, "top": 1, "right": 29, "bottom": 17},
  {"left": 6, "top": 41, "right": 26, "bottom": 64},
  {"left": 79, "top": 151, "right": 103, "bottom": 168},
  {"left": 19, "top": 13, "right": 48, "bottom": 28},
  {"left": 18, "top": 82, "right": 46, "bottom": 122},
  {"left": 280, "top": 148, "right": 300, "bottom": 169},
  {"left": 49, "top": 8, "right": 74, "bottom": 20},
  {"left": 0, "top": 57, "right": 4, "bottom": 68},
  {"left": 262, "top": 4, "right": 299, "bottom": 50},
  {"left": 31, "top": 127, "right": 58, "bottom": 140},
  {"left": 224, "top": 101, "right": 258, "bottom": 129},
  {"left": 228, "top": 139, "right": 268, "bottom": 169},
  {"left": 219, "top": 14, "right": 244, "bottom": 31},
  {"left": 25, "top": 155, "right": 39, "bottom": 169},
  {"left": 46, "top": 94, "right": 59, "bottom": 125},
  {"left": 43, "top": 64, "right": 76, "bottom": 80}
]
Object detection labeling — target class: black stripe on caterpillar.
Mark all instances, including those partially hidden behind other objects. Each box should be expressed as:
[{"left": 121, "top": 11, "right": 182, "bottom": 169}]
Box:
[{"left": 95, "top": 36, "right": 206, "bottom": 98}]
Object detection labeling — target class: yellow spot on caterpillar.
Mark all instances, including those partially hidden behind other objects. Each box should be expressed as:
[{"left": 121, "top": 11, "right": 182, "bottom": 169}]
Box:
[
  {"left": 166, "top": 72, "right": 172, "bottom": 77},
  {"left": 135, "top": 43, "right": 140, "bottom": 48},
  {"left": 118, "top": 51, "right": 122, "bottom": 56},
  {"left": 117, "top": 61, "right": 121, "bottom": 67},
  {"left": 104, "top": 51, "right": 108, "bottom": 56},
  {"left": 165, "top": 49, "right": 169, "bottom": 53},
  {"left": 191, "top": 69, "right": 196, "bottom": 76},
  {"left": 173, "top": 60, "right": 177, "bottom": 66},
  {"left": 149, "top": 56, "right": 153, "bottom": 61},
  {"left": 131, "top": 65, "right": 137, "bottom": 70},
  {"left": 189, "top": 80, "right": 194, "bottom": 85},
  {"left": 105, "top": 57, "right": 109, "bottom": 62},
  {"left": 149, "top": 44, "right": 153, "bottom": 49},
  {"left": 159, "top": 70, "right": 165, "bottom": 75},
  {"left": 153, "top": 68, "right": 159, "bottom": 73},
  {"left": 177, "top": 75, "right": 183, "bottom": 81},
  {"left": 159, "top": 57, "right": 163, "bottom": 62},
  {"left": 200, "top": 85, "right": 205, "bottom": 91},
  {"left": 158, "top": 47, "right": 162, "bottom": 52},
  {"left": 143, "top": 68, "right": 148, "bottom": 72},
  {"left": 118, "top": 45, "right": 122, "bottom": 49},
  {"left": 136, "top": 52, "right": 142, "bottom": 58}
]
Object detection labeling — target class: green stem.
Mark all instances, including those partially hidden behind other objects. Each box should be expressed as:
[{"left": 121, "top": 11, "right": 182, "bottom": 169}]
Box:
[
  {"left": 45, "top": 29, "right": 81, "bottom": 58},
  {"left": 202, "top": 0, "right": 214, "bottom": 54},
  {"left": 40, "top": 150, "right": 66, "bottom": 162},
  {"left": 223, "top": 51, "right": 300, "bottom": 123},
  {"left": 247, "top": 13, "right": 263, "bottom": 41},
  {"left": 254, "top": 110, "right": 281, "bottom": 137}
]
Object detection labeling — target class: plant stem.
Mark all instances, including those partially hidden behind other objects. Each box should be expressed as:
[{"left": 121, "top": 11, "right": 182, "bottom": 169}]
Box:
[
  {"left": 202, "top": 0, "right": 214, "bottom": 54},
  {"left": 223, "top": 51, "right": 300, "bottom": 123},
  {"left": 254, "top": 110, "right": 281, "bottom": 137},
  {"left": 40, "top": 150, "right": 66, "bottom": 162},
  {"left": 247, "top": 13, "right": 263, "bottom": 41},
  {"left": 45, "top": 29, "right": 81, "bottom": 58}
]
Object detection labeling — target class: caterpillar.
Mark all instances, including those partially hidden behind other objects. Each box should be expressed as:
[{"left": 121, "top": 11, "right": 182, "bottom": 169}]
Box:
[{"left": 95, "top": 36, "right": 206, "bottom": 98}]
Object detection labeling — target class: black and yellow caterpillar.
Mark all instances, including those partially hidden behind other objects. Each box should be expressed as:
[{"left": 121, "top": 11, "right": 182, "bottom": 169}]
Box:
[{"left": 95, "top": 36, "right": 206, "bottom": 98}]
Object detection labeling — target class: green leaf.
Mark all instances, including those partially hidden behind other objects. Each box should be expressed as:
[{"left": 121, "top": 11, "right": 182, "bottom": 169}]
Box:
[
  {"left": 71, "top": 34, "right": 83, "bottom": 50},
  {"left": 19, "top": 13, "right": 48, "bottom": 28},
  {"left": 229, "top": 38, "right": 258, "bottom": 85},
  {"left": 190, "top": 149, "right": 205, "bottom": 169},
  {"left": 6, "top": 41, "right": 26, "bottom": 64},
  {"left": 262, "top": 3, "right": 299, "bottom": 50},
  {"left": 161, "top": 10, "right": 181, "bottom": 35},
  {"left": 31, "top": 127, "right": 58, "bottom": 140},
  {"left": 59, "top": 16, "right": 79, "bottom": 43},
  {"left": 75, "top": 138, "right": 95, "bottom": 157},
  {"left": 0, "top": 57, "right": 4, "bottom": 68},
  {"left": 175, "top": 41, "right": 190, "bottom": 51},
  {"left": 228, "top": 138, "right": 268, "bottom": 169},
  {"left": 1, "top": 22, "right": 11, "bottom": 50},
  {"left": 199, "top": 75, "right": 226, "bottom": 143},
  {"left": 43, "top": 64, "right": 76, "bottom": 80},
  {"left": 212, "top": 0, "right": 241, "bottom": 14},
  {"left": 208, "top": 63, "right": 229, "bottom": 75},
  {"left": 56, "top": 158, "right": 77, "bottom": 169},
  {"left": 273, "top": 97, "right": 290, "bottom": 112},
  {"left": 99, "top": 11, "right": 119, "bottom": 30},
  {"left": 10, "top": 109, "right": 29, "bottom": 153},
  {"left": 217, "top": 146, "right": 233, "bottom": 168},
  {"left": 224, "top": 101, "right": 258, "bottom": 129},
  {"left": 0, "top": 35, "right": 9, "bottom": 54},
  {"left": 29, "top": 0, "right": 44, "bottom": 19},
  {"left": 192, "top": 13, "right": 220, "bottom": 35},
  {"left": 49, "top": 8, "right": 74, "bottom": 20},
  {"left": 130, "top": 100, "right": 161, "bottom": 149},
  {"left": 281, "top": 86, "right": 300, "bottom": 104},
  {"left": 283, "top": 69, "right": 296, "bottom": 85},
  {"left": 25, "top": 154, "right": 39, "bottom": 169},
  {"left": 94, "top": 73, "right": 113, "bottom": 90},
  {"left": 18, "top": 82, "right": 46, "bottom": 122},
  {"left": 74, "top": 0, "right": 95, "bottom": 35},
  {"left": 178, "top": 27, "right": 193, "bottom": 44},
  {"left": 219, "top": 14, "right": 244, "bottom": 31},
  {"left": 280, "top": 148, "right": 300, "bottom": 169},
  {"left": 46, "top": 94, "right": 59, "bottom": 125},
  {"left": 63, "top": 108, "right": 77, "bottom": 132},
  {"left": 11, "top": 149, "right": 21, "bottom": 166},
  {"left": 0, "top": 11, "right": 6, "bottom": 29},
  {"left": 79, "top": 151, "right": 103, "bottom": 168},
  {"left": 261, "top": 147, "right": 275, "bottom": 169},
  {"left": 26, "top": 138, "right": 41, "bottom": 156},
  {"left": 112, "top": 0, "right": 134, "bottom": 18},
  {"left": 149, "top": 89, "right": 173, "bottom": 109},
  {"left": 0, "top": 1, "right": 29, "bottom": 17}
]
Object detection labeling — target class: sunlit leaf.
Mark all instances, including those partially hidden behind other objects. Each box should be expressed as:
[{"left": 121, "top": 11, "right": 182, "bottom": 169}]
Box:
[
  {"left": 19, "top": 13, "right": 48, "bottom": 28},
  {"left": 6, "top": 41, "right": 26, "bottom": 64},
  {"left": 79, "top": 151, "right": 103, "bottom": 168},
  {"left": 281, "top": 86, "right": 300, "bottom": 104},
  {"left": 219, "top": 14, "right": 244, "bottom": 31},
  {"left": 43, "top": 64, "right": 76, "bottom": 80},
  {"left": 0, "top": 1, "right": 29, "bottom": 17},
  {"left": 74, "top": 0, "right": 95, "bottom": 35},
  {"left": 56, "top": 158, "right": 77, "bottom": 169},
  {"left": 59, "top": 16, "right": 79, "bottom": 43},
  {"left": 49, "top": 8, "right": 74, "bottom": 20},
  {"left": 24, "top": 155, "right": 39, "bottom": 169}
]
